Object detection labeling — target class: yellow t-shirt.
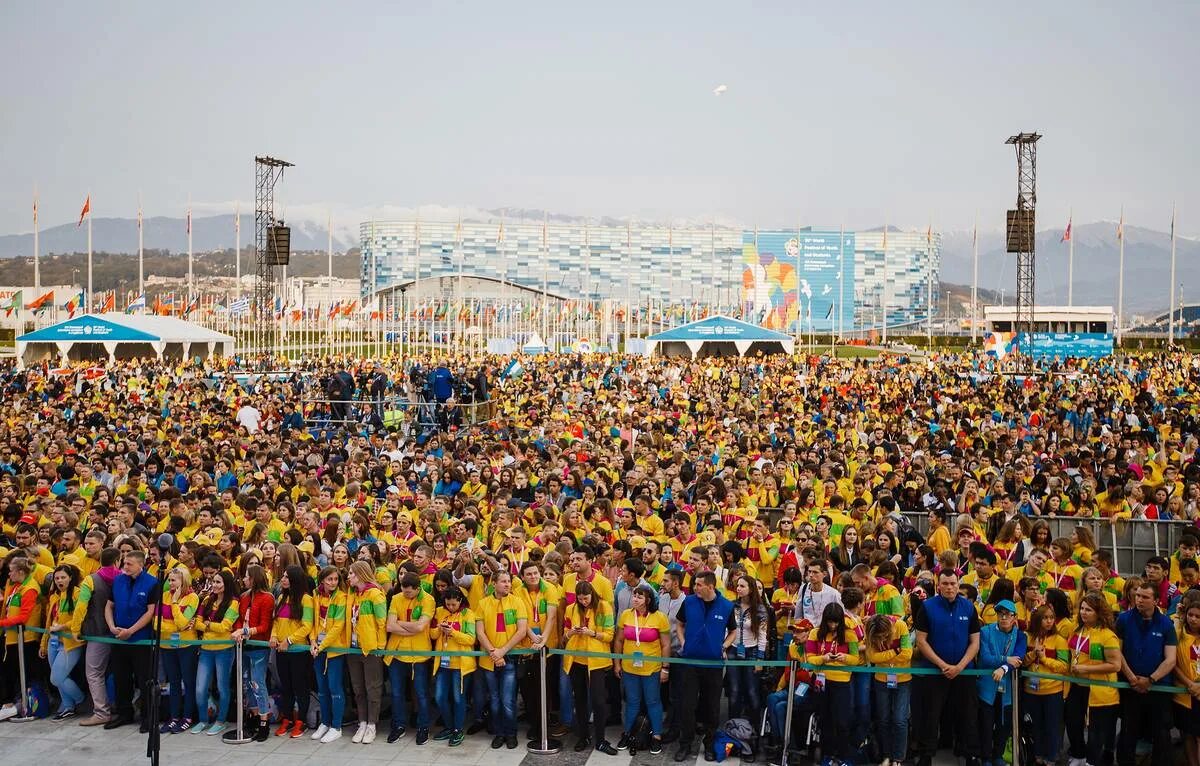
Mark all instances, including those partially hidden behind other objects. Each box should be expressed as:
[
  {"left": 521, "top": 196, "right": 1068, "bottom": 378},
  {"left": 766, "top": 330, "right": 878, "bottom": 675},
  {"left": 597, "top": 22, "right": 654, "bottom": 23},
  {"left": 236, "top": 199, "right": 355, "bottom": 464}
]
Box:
[
  {"left": 476, "top": 592, "right": 530, "bottom": 671},
  {"left": 385, "top": 590, "right": 436, "bottom": 662},
  {"left": 1068, "top": 625, "right": 1120, "bottom": 707},
  {"left": 616, "top": 608, "right": 670, "bottom": 675}
]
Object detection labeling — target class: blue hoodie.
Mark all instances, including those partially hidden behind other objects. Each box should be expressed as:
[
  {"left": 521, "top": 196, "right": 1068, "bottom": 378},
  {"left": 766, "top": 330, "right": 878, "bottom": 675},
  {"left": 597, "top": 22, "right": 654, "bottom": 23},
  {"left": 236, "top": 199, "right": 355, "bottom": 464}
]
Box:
[{"left": 976, "top": 622, "right": 1027, "bottom": 706}]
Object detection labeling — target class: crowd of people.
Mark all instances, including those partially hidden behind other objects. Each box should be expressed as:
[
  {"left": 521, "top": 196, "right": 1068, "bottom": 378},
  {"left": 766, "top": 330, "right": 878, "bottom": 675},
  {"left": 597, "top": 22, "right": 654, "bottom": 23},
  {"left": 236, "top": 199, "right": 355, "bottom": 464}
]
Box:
[{"left": 2, "top": 349, "right": 1200, "bottom": 766}]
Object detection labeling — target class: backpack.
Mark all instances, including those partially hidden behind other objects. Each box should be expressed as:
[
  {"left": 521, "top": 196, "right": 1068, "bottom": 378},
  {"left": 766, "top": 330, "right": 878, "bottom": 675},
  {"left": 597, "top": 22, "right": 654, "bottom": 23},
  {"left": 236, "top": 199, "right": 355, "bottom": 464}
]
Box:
[{"left": 627, "top": 713, "right": 652, "bottom": 755}]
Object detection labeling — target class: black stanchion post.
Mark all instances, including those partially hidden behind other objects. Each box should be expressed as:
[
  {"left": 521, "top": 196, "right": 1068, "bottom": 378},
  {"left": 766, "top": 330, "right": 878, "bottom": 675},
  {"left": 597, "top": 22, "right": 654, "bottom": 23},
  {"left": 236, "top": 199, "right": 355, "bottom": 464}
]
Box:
[
  {"left": 223, "top": 640, "right": 252, "bottom": 744},
  {"left": 11, "top": 625, "right": 34, "bottom": 723},
  {"left": 1011, "top": 669, "right": 1021, "bottom": 766},
  {"left": 779, "top": 659, "right": 797, "bottom": 766},
  {"left": 526, "top": 648, "right": 561, "bottom": 754}
]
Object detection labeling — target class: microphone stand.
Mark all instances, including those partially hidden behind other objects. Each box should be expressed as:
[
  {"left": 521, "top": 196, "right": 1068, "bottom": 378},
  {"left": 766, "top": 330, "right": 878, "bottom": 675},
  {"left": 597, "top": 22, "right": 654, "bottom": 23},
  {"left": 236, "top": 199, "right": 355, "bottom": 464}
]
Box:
[{"left": 146, "top": 535, "right": 172, "bottom": 766}]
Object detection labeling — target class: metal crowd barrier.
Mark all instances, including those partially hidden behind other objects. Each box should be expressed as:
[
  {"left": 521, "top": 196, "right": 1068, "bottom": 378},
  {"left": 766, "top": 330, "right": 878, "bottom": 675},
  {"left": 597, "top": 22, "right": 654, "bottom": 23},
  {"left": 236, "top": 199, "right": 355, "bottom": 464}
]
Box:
[
  {"left": 299, "top": 396, "right": 495, "bottom": 433},
  {"left": 900, "top": 511, "right": 1195, "bottom": 577}
]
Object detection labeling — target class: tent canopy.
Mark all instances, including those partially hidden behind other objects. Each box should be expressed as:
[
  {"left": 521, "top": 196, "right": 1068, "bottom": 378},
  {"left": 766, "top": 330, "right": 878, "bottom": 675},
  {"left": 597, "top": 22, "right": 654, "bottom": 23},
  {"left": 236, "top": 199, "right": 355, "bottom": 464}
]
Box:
[
  {"left": 17, "top": 313, "right": 235, "bottom": 365},
  {"left": 644, "top": 315, "right": 794, "bottom": 357}
]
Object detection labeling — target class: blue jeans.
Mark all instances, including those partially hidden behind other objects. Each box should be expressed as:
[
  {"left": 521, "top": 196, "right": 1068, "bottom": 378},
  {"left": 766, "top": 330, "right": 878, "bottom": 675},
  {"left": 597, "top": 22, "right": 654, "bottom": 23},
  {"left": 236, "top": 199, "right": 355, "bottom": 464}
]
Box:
[
  {"left": 388, "top": 660, "right": 431, "bottom": 729},
  {"left": 195, "top": 649, "right": 234, "bottom": 725},
  {"left": 872, "top": 679, "right": 911, "bottom": 761},
  {"left": 1022, "top": 690, "right": 1064, "bottom": 763},
  {"left": 435, "top": 669, "right": 467, "bottom": 731},
  {"left": 767, "top": 689, "right": 789, "bottom": 742},
  {"left": 622, "top": 671, "right": 664, "bottom": 736},
  {"left": 557, "top": 665, "right": 575, "bottom": 726},
  {"left": 484, "top": 662, "right": 519, "bottom": 736},
  {"left": 726, "top": 648, "right": 762, "bottom": 720},
  {"left": 47, "top": 637, "right": 84, "bottom": 713},
  {"left": 161, "top": 646, "right": 198, "bottom": 720},
  {"left": 314, "top": 653, "right": 346, "bottom": 730},
  {"left": 243, "top": 649, "right": 270, "bottom": 712},
  {"left": 851, "top": 668, "right": 872, "bottom": 749}
]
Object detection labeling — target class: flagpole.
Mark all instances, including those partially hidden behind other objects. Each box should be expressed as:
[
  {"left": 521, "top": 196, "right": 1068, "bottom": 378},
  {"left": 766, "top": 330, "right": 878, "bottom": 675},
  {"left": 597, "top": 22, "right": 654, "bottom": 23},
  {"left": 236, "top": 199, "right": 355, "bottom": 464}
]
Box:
[
  {"left": 881, "top": 220, "right": 888, "bottom": 344},
  {"left": 187, "top": 196, "right": 193, "bottom": 307},
  {"left": 927, "top": 220, "right": 933, "bottom": 351},
  {"left": 971, "top": 212, "right": 979, "bottom": 344},
  {"left": 1067, "top": 206, "right": 1074, "bottom": 307},
  {"left": 1117, "top": 206, "right": 1125, "bottom": 347},
  {"left": 32, "top": 187, "right": 40, "bottom": 297},
  {"left": 837, "top": 222, "right": 845, "bottom": 348},
  {"left": 327, "top": 210, "right": 334, "bottom": 354},
  {"left": 138, "top": 193, "right": 145, "bottom": 309},
  {"left": 87, "top": 191, "right": 93, "bottom": 314},
  {"left": 1170, "top": 203, "right": 1178, "bottom": 345},
  {"left": 235, "top": 201, "right": 241, "bottom": 298}
]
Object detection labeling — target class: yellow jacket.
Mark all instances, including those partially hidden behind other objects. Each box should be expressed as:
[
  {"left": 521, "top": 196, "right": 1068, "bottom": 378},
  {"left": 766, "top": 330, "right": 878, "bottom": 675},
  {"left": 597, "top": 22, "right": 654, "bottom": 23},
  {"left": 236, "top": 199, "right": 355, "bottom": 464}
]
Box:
[
  {"left": 863, "top": 617, "right": 914, "bottom": 683},
  {"left": 431, "top": 605, "right": 477, "bottom": 676},
  {"left": 562, "top": 601, "right": 615, "bottom": 673},
  {"left": 41, "top": 589, "right": 83, "bottom": 652},
  {"left": 158, "top": 591, "right": 199, "bottom": 645},
  {"left": 384, "top": 590, "right": 435, "bottom": 663},
  {"left": 193, "top": 598, "right": 239, "bottom": 651},
  {"left": 313, "top": 588, "right": 351, "bottom": 656},
  {"left": 272, "top": 593, "right": 314, "bottom": 647},
  {"left": 348, "top": 585, "right": 387, "bottom": 655}
]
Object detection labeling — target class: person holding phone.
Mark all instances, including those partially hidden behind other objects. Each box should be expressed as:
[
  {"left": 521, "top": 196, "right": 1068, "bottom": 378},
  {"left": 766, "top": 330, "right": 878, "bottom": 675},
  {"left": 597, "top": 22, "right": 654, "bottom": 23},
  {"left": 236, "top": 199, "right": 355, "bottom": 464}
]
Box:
[{"left": 804, "top": 602, "right": 860, "bottom": 766}]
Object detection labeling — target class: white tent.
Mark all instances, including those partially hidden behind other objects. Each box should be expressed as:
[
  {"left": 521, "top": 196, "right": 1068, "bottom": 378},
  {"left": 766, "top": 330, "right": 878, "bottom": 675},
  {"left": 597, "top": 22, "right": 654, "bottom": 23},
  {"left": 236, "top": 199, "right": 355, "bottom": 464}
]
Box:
[
  {"left": 645, "top": 315, "right": 795, "bottom": 357},
  {"left": 17, "top": 313, "right": 235, "bottom": 366}
]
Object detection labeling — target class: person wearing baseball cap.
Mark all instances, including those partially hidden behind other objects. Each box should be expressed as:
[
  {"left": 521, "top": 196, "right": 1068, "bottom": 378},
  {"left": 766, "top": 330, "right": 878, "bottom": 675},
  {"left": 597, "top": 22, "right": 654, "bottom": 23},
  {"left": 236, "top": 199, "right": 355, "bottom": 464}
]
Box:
[{"left": 977, "top": 599, "right": 1026, "bottom": 766}]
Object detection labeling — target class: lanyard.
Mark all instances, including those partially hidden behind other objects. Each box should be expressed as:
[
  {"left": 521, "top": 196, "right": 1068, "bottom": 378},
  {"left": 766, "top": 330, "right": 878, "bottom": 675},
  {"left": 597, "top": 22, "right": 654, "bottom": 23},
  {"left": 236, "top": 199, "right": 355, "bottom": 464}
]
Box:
[
  {"left": 632, "top": 611, "right": 642, "bottom": 648},
  {"left": 1071, "top": 627, "right": 1091, "bottom": 668}
]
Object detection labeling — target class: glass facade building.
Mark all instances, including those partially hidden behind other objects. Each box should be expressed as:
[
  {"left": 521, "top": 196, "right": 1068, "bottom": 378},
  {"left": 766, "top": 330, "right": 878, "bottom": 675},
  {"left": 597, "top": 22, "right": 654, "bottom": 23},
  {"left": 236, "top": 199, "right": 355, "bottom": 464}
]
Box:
[{"left": 360, "top": 220, "right": 939, "bottom": 330}]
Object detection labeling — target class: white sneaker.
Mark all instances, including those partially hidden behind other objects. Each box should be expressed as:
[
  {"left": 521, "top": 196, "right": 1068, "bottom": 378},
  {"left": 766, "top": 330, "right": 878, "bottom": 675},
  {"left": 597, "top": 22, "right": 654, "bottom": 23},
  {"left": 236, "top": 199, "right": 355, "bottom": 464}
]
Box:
[
  {"left": 320, "top": 727, "right": 342, "bottom": 744},
  {"left": 0, "top": 704, "right": 17, "bottom": 722},
  {"left": 1069, "top": 758, "right": 1086, "bottom": 766},
  {"left": 362, "top": 723, "right": 376, "bottom": 744},
  {"left": 311, "top": 724, "right": 329, "bottom": 741},
  {"left": 352, "top": 723, "right": 366, "bottom": 744}
]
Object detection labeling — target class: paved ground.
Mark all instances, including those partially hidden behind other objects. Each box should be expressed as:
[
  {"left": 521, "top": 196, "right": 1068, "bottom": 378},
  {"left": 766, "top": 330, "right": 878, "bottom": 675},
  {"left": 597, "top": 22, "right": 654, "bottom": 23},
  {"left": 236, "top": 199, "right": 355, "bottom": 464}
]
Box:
[{"left": 0, "top": 717, "right": 967, "bottom": 766}]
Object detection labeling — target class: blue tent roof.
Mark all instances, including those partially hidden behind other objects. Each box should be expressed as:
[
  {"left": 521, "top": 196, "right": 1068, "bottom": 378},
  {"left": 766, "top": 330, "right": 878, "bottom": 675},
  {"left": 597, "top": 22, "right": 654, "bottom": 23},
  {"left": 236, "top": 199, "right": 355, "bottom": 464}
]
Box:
[
  {"left": 18, "top": 314, "right": 160, "bottom": 343},
  {"left": 647, "top": 315, "right": 792, "bottom": 342}
]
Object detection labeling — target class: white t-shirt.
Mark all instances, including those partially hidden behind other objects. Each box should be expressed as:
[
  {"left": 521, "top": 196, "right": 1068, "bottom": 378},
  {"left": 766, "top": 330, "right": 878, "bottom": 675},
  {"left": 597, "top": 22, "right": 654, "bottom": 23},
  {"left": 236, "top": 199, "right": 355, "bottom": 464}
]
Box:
[
  {"left": 236, "top": 405, "right": 262, "bottom": 434},
  {"left": 793, "top": 583, "right": 843, "bottom": 626}
]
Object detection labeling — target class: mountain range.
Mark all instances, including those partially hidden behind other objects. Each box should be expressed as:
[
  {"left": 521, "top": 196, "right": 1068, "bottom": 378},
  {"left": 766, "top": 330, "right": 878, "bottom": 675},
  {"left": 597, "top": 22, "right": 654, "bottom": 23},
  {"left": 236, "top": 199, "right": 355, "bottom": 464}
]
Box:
[{"left": 1, "top": 214, "right": 1192, "bottom": 316}]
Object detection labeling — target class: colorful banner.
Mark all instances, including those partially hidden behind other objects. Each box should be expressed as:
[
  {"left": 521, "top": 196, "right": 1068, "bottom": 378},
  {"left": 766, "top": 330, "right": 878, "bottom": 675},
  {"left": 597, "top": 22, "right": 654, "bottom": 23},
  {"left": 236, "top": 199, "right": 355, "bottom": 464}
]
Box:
[
  {"left": 742, "top": 230, "right": 854, "bottom": 332},
  {"left": 985, "top": 332, "right": 1113, "bottom": 360}
]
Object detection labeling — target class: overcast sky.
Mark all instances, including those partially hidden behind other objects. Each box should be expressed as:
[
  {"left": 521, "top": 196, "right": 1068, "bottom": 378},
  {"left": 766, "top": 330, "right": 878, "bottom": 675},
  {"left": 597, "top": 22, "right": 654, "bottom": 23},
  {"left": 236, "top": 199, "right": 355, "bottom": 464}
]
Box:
[{"left": 2, "top": 1, "right": 1196, "bottom": 235}]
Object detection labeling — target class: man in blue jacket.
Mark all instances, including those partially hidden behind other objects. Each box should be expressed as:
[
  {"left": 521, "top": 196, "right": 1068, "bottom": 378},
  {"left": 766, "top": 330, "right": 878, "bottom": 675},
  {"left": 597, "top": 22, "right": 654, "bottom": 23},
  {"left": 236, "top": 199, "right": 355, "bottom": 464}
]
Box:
[
  {"left": 1116, "top": 582, "right": 1177, "bottom": 766},
  {"left": 976, "top": 600, "right": 1027, "bottom": 766},
  {"left": 913, "top": 569, "right": 982, "bottom": 766},
  {"left": 672, "top": 571, "right": 734, "bottom": 763},
  {"left": 103, "top": 550, "right": 159, "bottom": 732}
]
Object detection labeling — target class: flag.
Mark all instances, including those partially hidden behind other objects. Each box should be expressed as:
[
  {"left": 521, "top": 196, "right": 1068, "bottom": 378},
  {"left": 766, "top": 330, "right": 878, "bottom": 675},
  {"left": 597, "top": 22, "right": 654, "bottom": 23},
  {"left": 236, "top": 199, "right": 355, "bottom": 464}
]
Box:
[
  {"left": 825, "top": 303, "right": 834, "bottom": 320},
  {"left": 229, "top": 296, "right": 250, "bottom": 317},
  {"left": 184, "top": 296, "right": 199, "bottom": 315},
  {"left": 77, "top": 195, "right": 90, "bottom": 227},
  {"left": 32, "top": 194, "right": 37, "bottom": 227},
  {"left": 882, "top": 226, "right": 888, "bottom": 250},
  {"left": 63, "top": 291, "right": 84, "bottom": 318},
  {"left": 186, "top": 206, "right": 191, "bottom": 235},
  {"left": 327, "top": 301, "right": 341, "bottom": 319},
  {"left": 137, "top": 203, "right": 142, "bottom": 232},
  {"left": 503, "top": 359, "right": 525, "bottom": 379},
  {"left": 126, "top": 292, "right": 146, "bottom": 313},
  {"left": 1061, "top": 217, "right": 1072, "bottom": 243},
  {"left": 25, "top": 291, "right": 53, "bottom": 313},
  {"left": 100, "top": 292, "right": 115, "bottom": 313},
  {"left": 273, "top": 295, "right": 283, "bottom": 318},
  {"left": 497, "top": 219, "right": 504, "bottom": 244},
  {"left": 1117, "top": 208, "right": 1124, "bottom": 241},
  {"left": 234, "top": 202, "right": 240, "bottom": 235},
  {"left": 926, "top": 224, "right": 932, "bottom": 245},
  {"left": 341, "top": 300, "right": 357, "bottom": 317},
  {"left": 3, "top": 291, "right": 22, "bottom": 317}
]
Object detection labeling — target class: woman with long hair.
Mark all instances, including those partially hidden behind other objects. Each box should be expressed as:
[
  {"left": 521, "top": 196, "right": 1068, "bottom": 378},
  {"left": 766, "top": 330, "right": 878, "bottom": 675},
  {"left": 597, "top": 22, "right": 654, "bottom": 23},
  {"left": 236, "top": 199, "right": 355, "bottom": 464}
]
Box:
[
  {"left": 40, "top": 564, "right": 86, "bottom": 721},
  {"left": 345, "top": 559, "right": 387, "bottom": 744},
  {"left": 1173, "top": 601, "right": 1200, "bottom": 766},
  {"left": 864, "top": 612, "right": 913, "bottom": 766},
  {"left": 191, "top": 570, "right": 239, "bottom": 736},
  {"left": 1070, "top": 526, "right": 1097, "bottom": 567},
  {"left": 1064, "top": 592, "right": 1122, "bottom": 766},
  {"left": 309, "top": 566, "right": 348, "bottom": 744},
  {"left": 272, "top": 565, "right": 314, "bottom": 738},
  {"left": 904, "top": 544, "right": 937, "bottom": 591},
  {"left": 804, "top": 602, "right": 860, "bottom": 766},
  {"left": 430, "top": 585, "right": 476, "bottom": 747},
  {"left": 613, "top": 583, "right": 670, "bottom": 754},
  {"left": 1023, "top": 604, "right": 1069, "bottom": 766},
  {"left": 562, "top": 580, "right": 617, "bottom": 755},
  {"left": 156, "top": 566, "right": 199, "bottom": 732},
  {"left": 233, "top": 564, "right": 274, "bottom": 741},
  {"left": 992, "top": 518, "right": 1027, "bottom": 573},
  {"left": 723, "top": 574, "right": 768, "bottom": 720},
  {"left": 830, "top": 526, "right": 863, "bottom": 572}
]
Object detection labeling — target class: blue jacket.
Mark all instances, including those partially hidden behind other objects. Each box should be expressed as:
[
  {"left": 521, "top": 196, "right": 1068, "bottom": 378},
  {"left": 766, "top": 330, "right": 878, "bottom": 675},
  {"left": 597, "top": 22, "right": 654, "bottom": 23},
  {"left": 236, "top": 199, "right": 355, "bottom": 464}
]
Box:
[
  {"left": 976, "top": 622, "right": 1027, "bottom": 706},
  {"left": 679, "top": 593, "right": 734, "bottom": 660}
]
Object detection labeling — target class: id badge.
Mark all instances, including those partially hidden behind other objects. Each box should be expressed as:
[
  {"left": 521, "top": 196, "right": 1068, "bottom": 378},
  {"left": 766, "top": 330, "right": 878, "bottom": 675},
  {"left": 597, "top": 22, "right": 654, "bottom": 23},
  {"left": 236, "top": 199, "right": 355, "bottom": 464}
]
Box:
[
  {"left": 794, "top": 682, "right": 810, "bottom": 699},
  {"left": 631, "top": 651, "right": 644, "bottom": 669},
  {"left": 350, "top": 633, "right": 359, "bottom": 649},
  {"left": 1027, "top": 676, "right": 1039, "bottom": 692},
  {"left": 886, "top": 673, "right": 898, "bottom": 689},
  {"left": 440, "top": 654, "right": 450, "bottom": 669},
  {"left": 317, "top": 632, "right": 326, "bottom": 645},
  {"left": 735, "top": 645, "right": 746, "bottom": 660},
  {"left": 815, "top": 673, "right": 826, "bottom": 690}
]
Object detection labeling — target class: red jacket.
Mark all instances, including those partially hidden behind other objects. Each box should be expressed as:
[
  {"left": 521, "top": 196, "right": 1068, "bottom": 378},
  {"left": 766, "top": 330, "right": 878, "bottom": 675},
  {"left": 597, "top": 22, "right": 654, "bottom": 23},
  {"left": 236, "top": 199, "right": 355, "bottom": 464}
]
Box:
[{"left": 233, "top": 590, "right": 275, "bottom": 642}]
